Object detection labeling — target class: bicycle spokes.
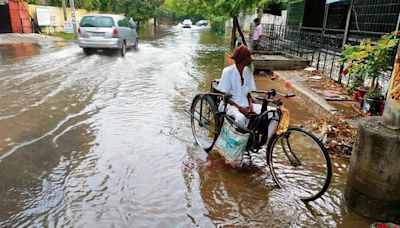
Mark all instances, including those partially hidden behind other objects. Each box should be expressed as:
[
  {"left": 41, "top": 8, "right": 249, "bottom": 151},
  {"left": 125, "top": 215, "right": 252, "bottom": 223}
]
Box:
[
  {"left": 269, "top": 128, "right": 332, "bottom": 202},
  {"left": 280, "top": 135, "right": 302, "bottom": 167}
]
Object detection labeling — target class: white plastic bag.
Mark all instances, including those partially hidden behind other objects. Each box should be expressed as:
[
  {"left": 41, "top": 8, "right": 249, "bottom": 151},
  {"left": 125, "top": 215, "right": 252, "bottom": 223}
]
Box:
[{"left": 213, "top": 118, "right": 250, "bottom": 167}]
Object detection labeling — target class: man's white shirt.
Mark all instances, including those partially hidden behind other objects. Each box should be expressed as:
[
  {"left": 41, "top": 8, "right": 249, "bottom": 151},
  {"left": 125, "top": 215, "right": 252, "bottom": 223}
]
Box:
[{"left": 217, "top": 64, "right": 256, "bottom": 107}]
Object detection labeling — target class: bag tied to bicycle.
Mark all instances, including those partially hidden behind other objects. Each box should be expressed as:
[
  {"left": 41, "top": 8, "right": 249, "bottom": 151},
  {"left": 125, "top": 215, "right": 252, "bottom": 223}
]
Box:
[{"left": 212, "top": 117, "right": 250, "bottom": 167}]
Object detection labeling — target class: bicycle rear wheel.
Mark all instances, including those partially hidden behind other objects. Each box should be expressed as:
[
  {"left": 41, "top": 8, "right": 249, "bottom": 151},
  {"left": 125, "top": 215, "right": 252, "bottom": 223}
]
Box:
[
  {"left": 268, "top": 127, "right": 332, "bottom": 202},
  {"left": 190, "top": 94, "right": 220, "bottom": 152}
]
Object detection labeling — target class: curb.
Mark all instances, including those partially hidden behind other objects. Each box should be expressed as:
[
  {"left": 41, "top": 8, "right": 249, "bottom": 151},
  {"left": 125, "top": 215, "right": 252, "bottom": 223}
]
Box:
[{"left": 273, "top": 71, "right": 339, "bottom": 116}]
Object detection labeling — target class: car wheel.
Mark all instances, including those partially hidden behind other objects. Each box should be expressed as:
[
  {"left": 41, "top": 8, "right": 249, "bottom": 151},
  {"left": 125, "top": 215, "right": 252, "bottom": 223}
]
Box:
[
  {"left": 134, "top": 38, "right": 139, "bottom": 50},
  {"left": 120, "top": 41, "right": 126, "bottom": 57},
  {"left": 83, "top": 48, "right": 92, "bottom": 56}
]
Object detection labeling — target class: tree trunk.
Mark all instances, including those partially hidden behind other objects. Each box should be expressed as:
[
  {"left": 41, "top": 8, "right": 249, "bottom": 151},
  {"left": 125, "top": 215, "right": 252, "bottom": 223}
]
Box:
[
  {"left": 370, "top": 76, "right": 376, "bottom": 92},
  {"left": 257, "top": 6, "right": 263, "bottom": 20},
  {"left": 232, "top": 16, "right": 247, "bottom": 47},
  {"left": 230, "top": 19, "right": 237, "bottom": 50}
]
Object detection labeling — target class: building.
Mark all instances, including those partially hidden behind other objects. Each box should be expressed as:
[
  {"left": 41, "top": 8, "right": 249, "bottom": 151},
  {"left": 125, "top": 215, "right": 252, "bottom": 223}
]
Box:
[
  {"left": 287, "top": 0, "right": 400, "bottom": 39},
  {"left": 0, "top": 0, "right": 32, "bottom": 33},
  {"left": 258, "top": 0, "right": 400, "bottom": 81}
]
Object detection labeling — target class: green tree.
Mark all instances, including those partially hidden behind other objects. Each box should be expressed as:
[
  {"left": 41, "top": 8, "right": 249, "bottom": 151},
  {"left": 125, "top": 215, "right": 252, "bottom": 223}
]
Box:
[
  {"left": 49, "top": 0, "right": 62, "bottom": 7},
  {"left": 82, "top": 0, "right": 100, "bottom": 10}
]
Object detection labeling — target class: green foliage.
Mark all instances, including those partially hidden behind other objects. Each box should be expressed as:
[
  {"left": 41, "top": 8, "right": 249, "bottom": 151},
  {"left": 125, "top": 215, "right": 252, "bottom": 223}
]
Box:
[
  {"left": 165, "top": 0, "right": 259, "bottom": 22},
  {"left": 340, "top": 32, "right": 399, "bottom": 96},
  {"left": 45, "top": 0, "right": 163, "bottom": 22},
  {"left": 49, "top": 0, "right": 62, "bottom": 7},
  {"left": 49, "top": 32, "right": 76, "bottom": 40},
  {"left": 82, "top": 0, "right": 100, "bottom": 11},
  {"left": 28, "top": 0, "right": 41, "bottom": 4},
  {"left": 261, "top": 0, "right": 288, "bottom": 16}
]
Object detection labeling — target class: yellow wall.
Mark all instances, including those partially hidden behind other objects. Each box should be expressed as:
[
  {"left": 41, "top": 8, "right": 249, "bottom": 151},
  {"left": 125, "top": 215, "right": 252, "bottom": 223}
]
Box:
[{"left": 28, "top": 4, "right": 101, "bottom": 33}]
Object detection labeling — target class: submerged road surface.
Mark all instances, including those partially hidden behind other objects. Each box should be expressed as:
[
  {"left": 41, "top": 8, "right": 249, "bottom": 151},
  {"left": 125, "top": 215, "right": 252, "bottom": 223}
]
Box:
[{"left": 0, "top": 27, "right": 370, "bottom": 227}]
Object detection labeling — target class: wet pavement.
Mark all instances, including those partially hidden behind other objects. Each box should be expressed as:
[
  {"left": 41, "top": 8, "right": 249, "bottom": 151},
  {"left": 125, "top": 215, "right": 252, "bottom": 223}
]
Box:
[{"left": 0, "top": 27, "right": 372, "bottom": 227}]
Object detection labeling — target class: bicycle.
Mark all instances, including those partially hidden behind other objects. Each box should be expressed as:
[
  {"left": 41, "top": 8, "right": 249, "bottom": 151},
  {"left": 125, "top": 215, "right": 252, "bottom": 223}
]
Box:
[{"left": 187, "top": 80, "right": 332, "bottom": 202}]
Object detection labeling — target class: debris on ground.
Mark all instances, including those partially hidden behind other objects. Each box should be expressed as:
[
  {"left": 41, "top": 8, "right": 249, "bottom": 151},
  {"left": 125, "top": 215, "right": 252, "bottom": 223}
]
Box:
[{"left": 306, "top": 115, "right": 357, "bottom": 159}]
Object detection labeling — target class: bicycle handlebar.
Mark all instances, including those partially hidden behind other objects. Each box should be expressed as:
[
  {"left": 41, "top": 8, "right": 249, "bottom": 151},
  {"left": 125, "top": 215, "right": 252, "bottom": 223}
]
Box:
[
  {"left": 207, "top": 89, "right": 294, "bottom": 106},
  {"left": 252, "top": 89, "right": 296, "bottom": 98},
  {"left": 255, "top": 96, "right": 283, "bottom": 106}
]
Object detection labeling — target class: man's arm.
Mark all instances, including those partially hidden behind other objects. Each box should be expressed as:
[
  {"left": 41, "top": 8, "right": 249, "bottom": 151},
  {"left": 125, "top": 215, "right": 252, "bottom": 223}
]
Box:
[{"left": 247, "top": 93, "right": 253, "bottom": 112}]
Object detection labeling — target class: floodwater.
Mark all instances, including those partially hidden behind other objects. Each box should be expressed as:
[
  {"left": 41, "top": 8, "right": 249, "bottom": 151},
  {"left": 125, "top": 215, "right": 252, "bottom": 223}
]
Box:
[{"left": 0, "top": 27, "right": 372, "bottom": 227}]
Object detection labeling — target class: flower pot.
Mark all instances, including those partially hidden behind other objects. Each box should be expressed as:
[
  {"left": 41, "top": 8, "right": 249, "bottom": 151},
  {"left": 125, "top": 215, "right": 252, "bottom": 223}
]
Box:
[
  {"left": 353, "top": 92, "right": 359, "bottom": 101},
  {"left": 363, "top": 97, "right": 383, "bottom": 115},
  {"left": 380, "top": 103, "right": 385, "bottom": 115},
  {"left": 356, "top": 87, "right": 368, "bottom": 99}
]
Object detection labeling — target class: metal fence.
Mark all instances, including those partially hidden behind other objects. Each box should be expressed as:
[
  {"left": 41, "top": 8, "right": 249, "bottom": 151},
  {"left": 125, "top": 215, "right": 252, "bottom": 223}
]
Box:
[
  {"left": 252, "top": 23, "right": 398, "bottom": 86},
  {"left": 253, "top": 24, "right": 344, "bottom": 80}
]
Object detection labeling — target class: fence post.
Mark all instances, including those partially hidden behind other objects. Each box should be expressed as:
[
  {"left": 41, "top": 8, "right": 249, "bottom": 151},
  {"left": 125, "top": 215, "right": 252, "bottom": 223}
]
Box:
[{"left": 338, "top": 0, "right": 354, "bottom": 83}]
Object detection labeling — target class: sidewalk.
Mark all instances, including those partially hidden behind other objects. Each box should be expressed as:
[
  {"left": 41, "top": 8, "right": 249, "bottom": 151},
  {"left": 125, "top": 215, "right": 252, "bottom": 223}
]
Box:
[
  {"left": 0, "top": 33, "right": 64, "bottom": 45},
  {"left": 272, "top": 70, "right": 361, "bottom": 119},
  {"left": 265, "top": 69, "right": 362, "bottom": 158}
]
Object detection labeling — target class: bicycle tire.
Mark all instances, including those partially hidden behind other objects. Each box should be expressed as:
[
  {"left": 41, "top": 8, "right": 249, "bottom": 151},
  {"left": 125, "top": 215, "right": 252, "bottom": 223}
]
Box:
[
  {"left": 267, "top": 127, "right": 332, "bottom": 202},
  {"left": 190, "top": 94, "right": 220, "bottom": 152}
]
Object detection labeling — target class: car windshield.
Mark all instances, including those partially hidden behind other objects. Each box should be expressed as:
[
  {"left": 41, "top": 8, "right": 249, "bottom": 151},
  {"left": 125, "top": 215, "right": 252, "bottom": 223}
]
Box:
[{"left": 80, "top": 16, "right": 114, "bottom": 28}]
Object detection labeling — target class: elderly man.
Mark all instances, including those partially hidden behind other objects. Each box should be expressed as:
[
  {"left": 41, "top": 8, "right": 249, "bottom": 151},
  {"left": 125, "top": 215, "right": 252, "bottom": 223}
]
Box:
[{"left": 217, "top": 45, "right": 261, "bottom": 128}]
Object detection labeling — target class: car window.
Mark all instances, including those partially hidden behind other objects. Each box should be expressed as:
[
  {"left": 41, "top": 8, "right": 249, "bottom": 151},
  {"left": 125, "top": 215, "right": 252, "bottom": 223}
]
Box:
[
  {"left": 118, "top": 18, "right": 129, "bottom": 28},
  {"left": 80, "top": 16, "right": 114, "bottom": 28}
]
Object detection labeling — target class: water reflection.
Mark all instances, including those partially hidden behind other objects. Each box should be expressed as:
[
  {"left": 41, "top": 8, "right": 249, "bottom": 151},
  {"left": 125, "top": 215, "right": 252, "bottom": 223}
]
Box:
[{"left": 0, "top": 43, "right": 40, "bottom": 62}]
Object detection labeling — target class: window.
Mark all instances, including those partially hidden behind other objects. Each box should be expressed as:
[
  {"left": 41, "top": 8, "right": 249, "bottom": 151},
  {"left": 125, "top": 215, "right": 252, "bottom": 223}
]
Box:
[
  {"left": 118, "top": 18, "right": 129, "bottom": 28},
  {"left": 80, "top": 16, "right": 114, "bottom": 28}
]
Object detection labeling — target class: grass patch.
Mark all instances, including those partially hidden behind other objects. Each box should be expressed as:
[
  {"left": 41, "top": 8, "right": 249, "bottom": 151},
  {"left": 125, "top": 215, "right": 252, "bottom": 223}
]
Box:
[{"left": 49, "top": 32, "right": 76, "bottom": 40}]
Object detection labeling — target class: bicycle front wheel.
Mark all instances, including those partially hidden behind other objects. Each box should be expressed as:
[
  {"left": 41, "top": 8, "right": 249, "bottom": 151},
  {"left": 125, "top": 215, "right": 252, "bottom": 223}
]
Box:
[
  {"left": 190, "top": 94, "right": 219, "bottom": 152},
  {"left": 268, "top": 127, "right": 332, "bottom": 202}
]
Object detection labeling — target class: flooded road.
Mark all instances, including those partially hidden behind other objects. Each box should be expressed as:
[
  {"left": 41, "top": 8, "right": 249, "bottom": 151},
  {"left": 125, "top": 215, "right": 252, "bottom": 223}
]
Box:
[{"left": 0, "top": 27, "right": 371, "bottom": 227}]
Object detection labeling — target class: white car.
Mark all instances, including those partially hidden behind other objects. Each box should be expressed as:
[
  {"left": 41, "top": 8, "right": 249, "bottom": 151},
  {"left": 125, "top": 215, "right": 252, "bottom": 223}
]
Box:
[
  {"left": 182, "top": 19, "right": 192, "bottom": 28},
  {"left": 196, "top": 20, "right": 208, "bottom": 26}
]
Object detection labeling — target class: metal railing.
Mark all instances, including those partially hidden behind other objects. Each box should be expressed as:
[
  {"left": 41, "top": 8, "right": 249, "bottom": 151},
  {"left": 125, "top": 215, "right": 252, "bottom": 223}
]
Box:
[{"left": 251, "top": 23, "right": 398, "bottom": 86}]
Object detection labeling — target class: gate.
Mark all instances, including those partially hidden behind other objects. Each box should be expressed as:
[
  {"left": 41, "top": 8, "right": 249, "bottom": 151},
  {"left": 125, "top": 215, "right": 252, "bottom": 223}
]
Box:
[{"left": 0, "top": 4, "right": 12, "bottom": 33}]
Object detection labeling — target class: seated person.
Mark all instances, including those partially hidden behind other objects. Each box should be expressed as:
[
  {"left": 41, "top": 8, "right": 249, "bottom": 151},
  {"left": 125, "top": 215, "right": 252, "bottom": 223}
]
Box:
[{"left": 217, "top": 45, "right": 261, "bottom": 129}]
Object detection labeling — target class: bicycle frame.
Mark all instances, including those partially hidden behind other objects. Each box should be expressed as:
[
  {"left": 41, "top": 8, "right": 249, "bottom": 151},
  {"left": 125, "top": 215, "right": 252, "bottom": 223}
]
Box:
[{"left": 194, "top": 91, "right": 284, "bottom": 152}]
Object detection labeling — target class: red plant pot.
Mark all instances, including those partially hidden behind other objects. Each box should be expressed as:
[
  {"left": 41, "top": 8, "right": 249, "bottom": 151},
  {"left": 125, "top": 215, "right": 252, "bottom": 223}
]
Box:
[
  {"left": 353, "top": 92, "right": 359, "bottom": 101},
  {"left": 380, "top": 103, "right": 385, "bottom": 115},
  {"left": 356, "top": 88, "right": 368, "bottom": 98}
]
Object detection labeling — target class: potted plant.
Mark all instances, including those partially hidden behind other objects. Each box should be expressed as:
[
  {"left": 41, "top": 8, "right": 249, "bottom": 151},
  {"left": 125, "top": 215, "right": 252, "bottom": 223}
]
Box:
[
  {"left": 363, "top": 88, "right": 383, "bottom": 115},
  {"left": 341, "top": 33, "right": 399, "bottom": 114},
  {"left": 340, "top": 41, "right": 369, "bottom": 100},
  {"left": 363, "top": 33, "right": 399, "bottom": 115}
]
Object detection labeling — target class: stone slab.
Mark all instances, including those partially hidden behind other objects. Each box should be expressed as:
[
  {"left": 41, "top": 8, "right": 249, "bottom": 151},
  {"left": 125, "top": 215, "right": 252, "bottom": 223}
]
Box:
[{"left": 273, "top": 70, "right": 339, "bottom": 116}]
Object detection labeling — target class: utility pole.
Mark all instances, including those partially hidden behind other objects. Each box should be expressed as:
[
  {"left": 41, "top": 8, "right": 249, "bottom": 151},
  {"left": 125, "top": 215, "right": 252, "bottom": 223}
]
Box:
[
  {"left": 68, "top": 0, "right": 78, "bottom": 38},
  {"left": 382, "top": 44, "right": 400, "bottom": 129},
  {"left": 61, "top": 0, "right": 67, "bottom": 21}
]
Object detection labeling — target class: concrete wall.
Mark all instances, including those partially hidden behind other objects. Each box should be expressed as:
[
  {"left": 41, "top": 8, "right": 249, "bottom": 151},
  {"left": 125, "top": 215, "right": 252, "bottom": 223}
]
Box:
[{"left": 28, "top": 4, "right": 101, "bottom": 33}]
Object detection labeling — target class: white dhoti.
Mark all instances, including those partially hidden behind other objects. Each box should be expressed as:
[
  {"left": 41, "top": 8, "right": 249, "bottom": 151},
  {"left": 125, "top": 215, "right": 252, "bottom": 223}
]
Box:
[{"left": 225, "top": 103, "right": 279, "bottom": 140}]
